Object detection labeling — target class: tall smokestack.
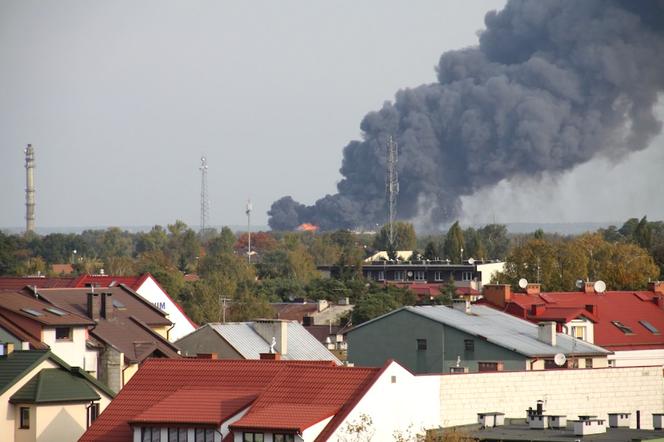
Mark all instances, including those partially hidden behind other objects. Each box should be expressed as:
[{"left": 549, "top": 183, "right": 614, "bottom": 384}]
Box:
[{"left": 24, "top": 144, "right": 35, "bottom": 234}]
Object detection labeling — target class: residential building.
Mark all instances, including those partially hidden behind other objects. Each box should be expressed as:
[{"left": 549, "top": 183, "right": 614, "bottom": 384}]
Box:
[
  {"left": 0, "top": 272, "right": 197, "bottom": 341},
  {"left": 80, "top": 357, "right": 440, "bottom": 442},
  {"left": 0, "top": 285, "right": 181, "bottom": 392},
  {"left": 346, "top": 303, "right": 611, "bottom": 374},
  {"left": 175, "top": 319, "right": 341, "bottom": 364},
  {"left": 0, "top": 345, "right": 114, "bottom": 442},
  {"left": 481, "top": 282, "right": 664, "bottom": 367}
]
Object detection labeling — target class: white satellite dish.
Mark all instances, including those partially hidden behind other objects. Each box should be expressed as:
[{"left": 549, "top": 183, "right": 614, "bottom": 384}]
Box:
[
  {"left": 518, "top": 278, "right": 529, "bottom": 289},
  {"left": 554, "top": 353, "right": 567, "bottom": 366},
  {"left": 407, "top": 271, "right": 413, "bottom": 277},
  {"left": 575, "top": 279, "right": 584, "bottom": 289},
  {"left": 467, "top": 257, "right": 475, "bottom": 265},
  {"left": 594, "top": 280, "right": 607, "bottom": 294}
]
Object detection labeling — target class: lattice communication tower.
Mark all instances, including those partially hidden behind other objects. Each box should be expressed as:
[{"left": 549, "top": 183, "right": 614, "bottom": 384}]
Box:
[
  {"left": 386, "top": 136, "right": 399, "bottom": 248},
  {"left": 199, "top": 156, "right": 209, "bottom": 232}
]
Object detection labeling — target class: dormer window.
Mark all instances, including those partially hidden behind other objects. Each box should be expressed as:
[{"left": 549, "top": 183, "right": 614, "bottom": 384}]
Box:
[{"left": 611, "top": 321, "right": 634, "bottom": 335}]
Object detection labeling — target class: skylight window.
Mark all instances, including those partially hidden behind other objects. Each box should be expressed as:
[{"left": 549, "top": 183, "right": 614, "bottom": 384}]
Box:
[
  {"left": 112, "top": 299, "right": 126, "bottom": 309},
  {"left": 611, "top": 320, "right": 634, "bottom": 335},
  {"left": 639, "top": 320, "right": 659, "bottom": 334},
  {"left": 45, "top": 307, "right": 67, "bottom": 316},
  {"left": 21, "top": 308, "right": 43, "bottom": 317}
]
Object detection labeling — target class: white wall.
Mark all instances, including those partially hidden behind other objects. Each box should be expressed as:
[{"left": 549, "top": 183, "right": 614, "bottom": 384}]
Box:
[
  {"left": 327, "top": 362, "right": 440, "bottom": 441},
  {"left": 135, "top": 276, "right": 196, "bottom": 341},
  {"left": 439, "top": 366, "right": 664, "bottom": 429},
  {"left": 42, "top": 327, "right": 88, "bottom": 369},
  {"left": 610, "top": 349, "right": 664, "bottom": 367},
  {"left": 476, "top": 262, "right": 505, "bottom": 286}
]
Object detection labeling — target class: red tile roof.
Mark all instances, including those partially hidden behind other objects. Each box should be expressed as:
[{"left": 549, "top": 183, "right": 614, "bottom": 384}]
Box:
[
  {"left": 80, "top": 359, "right": 377, "bottom": 442},
  {"left": 482, "top": 290, "right": 664, "bottom": 351},
  {"left": 0, "top": 277, "right": 77, "bottom": 290}
]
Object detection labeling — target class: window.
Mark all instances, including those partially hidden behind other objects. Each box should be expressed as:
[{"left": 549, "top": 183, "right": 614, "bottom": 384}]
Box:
[
  {"left": 611, "top": 321, "right": 634, "bottom": 335},
  {"left": 478, "top": 362, "right": 503, "bottom": 372},
  {"left": 243, "top": 433, "right": 264, "bottom": 442},
  {"left": 55, "top": 327, "right": 72, "bottom": 341},
  {"left": 141, "top": 427, "right": 160, "bottom": 442},
  {"left": 393, "top": 271, "right": 404, "bottom": 281},
  {"left": 640, "top": 320, "right": 660, "bottom": 334},
  {"left": 168, "top": 428, "right": 188, "bottom": 442},
  {"left": 416, "top": 338, "right": 427, "bottom": 350},
  {"left": 572, "top": 326, "right": 585, "bottom": 340},
  {"left": 585, "top": 358, "right": 593, "bottom": 368},
  {"left": 462, "top": 271, "right": 473, "bottom": 281},
  {"left": 19, "top": 407, "right": 30, "bottom": 429},
  {"left": 274, "top": 435, "right": 295, "bottom": 442},
  {"left": 87, "top": 402, "right": 100, "bottom": 428},
  {"left": 377, "top": 271, "right": 384, "bottom": 281},
  {"left": 391, "top": 375, "right": 397, "bottom": 383},
  {"left": 434, "top": 271, "right": 444, "bottom": 281},
  {"left": 464, "top": 339, "right": 474, "bottom": 351},
  {"left": 195, "top": 429, "right": 214, "bottom": 442},
  {"left": 414, "top": 271, "right": 426, "bottom": 281}
]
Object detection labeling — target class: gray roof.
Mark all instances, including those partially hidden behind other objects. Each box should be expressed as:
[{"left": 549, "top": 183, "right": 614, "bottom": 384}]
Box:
[
  {"left": 208, "top": 322, "right": 341, "bottom": 364},
  {"left": 353, "top": 305, "right": 611, "bottom": 357}
]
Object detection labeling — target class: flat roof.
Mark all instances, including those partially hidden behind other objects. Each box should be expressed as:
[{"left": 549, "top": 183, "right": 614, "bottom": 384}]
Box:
[{"left": 436, "top": 420, "right": 664, "bottom": 441}]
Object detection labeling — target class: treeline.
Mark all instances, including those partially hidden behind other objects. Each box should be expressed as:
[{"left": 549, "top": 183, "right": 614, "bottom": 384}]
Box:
[{"left": 1, "top": 217, "right": 662, "bottom": 325}]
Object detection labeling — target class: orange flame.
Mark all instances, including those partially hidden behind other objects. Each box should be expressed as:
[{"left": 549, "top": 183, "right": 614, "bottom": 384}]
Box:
[{"left": 297, "top": 223, "right": 319, "bottom": 232}]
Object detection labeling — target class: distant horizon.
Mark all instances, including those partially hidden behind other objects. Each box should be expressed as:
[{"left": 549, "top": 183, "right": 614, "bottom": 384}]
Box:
[{"left": 2, "top": 220, "right": 653, "bottom": 236}]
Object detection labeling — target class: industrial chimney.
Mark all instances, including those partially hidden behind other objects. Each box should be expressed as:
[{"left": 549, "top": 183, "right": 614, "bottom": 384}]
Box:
[{"left": 24, "top": 144, "right": 36, "bottom": 233}]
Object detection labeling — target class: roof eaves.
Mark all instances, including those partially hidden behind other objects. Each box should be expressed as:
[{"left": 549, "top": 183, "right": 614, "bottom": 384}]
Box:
[
  {"left": 118, "top": 284, "right": 171, "bottom": 321},
  {"left": 344, "top": 307, "right": 409, "bottom": 335},
  {"left": 0, "top": 350, "right": 51, "bottom": 397},
  {"left": 139, "top": 273, "right": 199, "bottom": 328}
]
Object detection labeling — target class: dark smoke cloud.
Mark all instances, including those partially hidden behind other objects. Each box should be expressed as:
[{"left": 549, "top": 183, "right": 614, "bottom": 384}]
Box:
[{"left": 269, "top": 0, "right": 664, "bottom": 231}]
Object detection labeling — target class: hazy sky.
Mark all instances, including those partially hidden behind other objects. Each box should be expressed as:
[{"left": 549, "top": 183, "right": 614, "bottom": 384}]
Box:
[{"left": 1, "top": 1, "right": 662, "bottom": 231}]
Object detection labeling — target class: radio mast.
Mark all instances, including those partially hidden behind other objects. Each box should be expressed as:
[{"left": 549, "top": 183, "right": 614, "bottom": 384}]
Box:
[
  {"left": 246, "top": 199, "right": 252, "bottom": 262},
  {"left": 386, "top": 136, "right": 399, "bottom": 249},
  {"left": 199, "top": 156, "right": 209, "bottom": 232},
  {"left": 25, "top": 144, "right": 36, "bottom": 233}
]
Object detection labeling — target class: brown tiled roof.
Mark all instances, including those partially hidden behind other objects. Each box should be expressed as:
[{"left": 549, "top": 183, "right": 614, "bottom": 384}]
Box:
[
  {"left": 0, "top": 277, "right": 77, "bottom": 290},
  {"left": 37, "top": 286, "right": 171, "bottom": 326},
  {"left": 0, "top": 313, "right": 48, "bottom": 349},
  {"left": 0, "top": 290, "right": 94, "bottom": 326},
  {"left": 90, "top": 316, "right": 180, "bottom": 364},
  {"left": 303, "top": 324, "right": 341, "bottom": 344},
  {"left": 271, "top": 303, "right": 318, "bottom": 321}
]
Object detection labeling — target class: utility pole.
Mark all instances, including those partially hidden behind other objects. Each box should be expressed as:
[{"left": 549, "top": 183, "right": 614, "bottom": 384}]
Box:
[
  {"left": 25, "top": 144, "right": 36, "bottom": 233},
  {"left": 386, "top": 136, "right": 399, "bottom": 250},
  {"left": 219, "top": 296, "right": 231, "bottom": 323},
  {"left": 246, "top": 199, "right": 252, "bottom": 262},
  {"left": 199, "top": 156, "right": 209, "bottom": 232}
]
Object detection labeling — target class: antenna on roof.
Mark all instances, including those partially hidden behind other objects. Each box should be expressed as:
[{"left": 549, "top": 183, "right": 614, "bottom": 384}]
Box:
[
  {"left": 467, "top": 257, "right": 475, "bottom": 265},
  {"left": 554, "top": 353, "right": 567, "bottom": 367},
  {"left": 518, "top": 278, "right": 528, "bottom": 290}
]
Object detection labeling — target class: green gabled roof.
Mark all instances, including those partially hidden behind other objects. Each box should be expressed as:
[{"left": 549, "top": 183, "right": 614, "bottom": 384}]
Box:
[
  {"left": 0, "top": 350, "right": 51, "bottom": 396},
  {"left": 10, "top": 368, "right": 100, "bottom": 404}
]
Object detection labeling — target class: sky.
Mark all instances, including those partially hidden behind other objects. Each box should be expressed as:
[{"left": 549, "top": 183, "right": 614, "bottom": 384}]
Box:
[{"left": 0, "top": 0, "right": 662, "bottom": 232}]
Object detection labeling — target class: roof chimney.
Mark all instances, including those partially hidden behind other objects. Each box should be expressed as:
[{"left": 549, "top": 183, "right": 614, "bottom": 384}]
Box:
[
  {"left": 526, "top": 283, "right": 541, "bottom": 296},
  {"left": 196, "top": 353, "right": 218, "bottom": 360},
  {"left": 583, "top": 282, "right": 595, "bottom": 294},
  {"left": 253, "top": 320, "right": 288, "bottom": 355},
  {"left": 538, "top": 322, "right": 557, "bottom": 347},
  {"left": 260, "top": 352, "right": 281, "bottom": 360},
  {"left": 452, "top": 299, "right": 471, "bottom": 314},
  {"left": 482, "top": 284, "right": 512, "bottom": 308},
  {"left": 101, "top": 292, "right": 113, "bottom": 320},
  {"left": 87, "top": 291, "right": 100, "bottom": 321}
]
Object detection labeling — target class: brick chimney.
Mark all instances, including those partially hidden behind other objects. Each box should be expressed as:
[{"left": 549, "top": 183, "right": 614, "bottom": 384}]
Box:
[
  {"left": 585, "top": 304, "right": 598, "bottom": 316},
  {"left": 196, "top": 353, "right": 218, "bottom": 360},
  {"left": 101, "top": 292, "right": 113, "bottom": 320},
  {"left": 583, "top": 282, "right": 595, "bottom": 294},
  {"left": 526, "top": 283, "right": 541, "bottom": 296},
  {"left": 260, "top": 352, "right": 282, "bottom": 360},
  {"left": 648, "top": 281, "right": 664, "bottom": 295},
  {"left": 87, "top": 291, "right": 100, "bottom": 321},
  {"left": 538, "top": 322, "right": 557, "bottom": 347},
  {"left": 482, "top": 284, "right": 512, "bottom": 308},
  {"left": 0, "top": 342, "right": 15, "bottom": 356},
  {"left": 253, "top": 320, "right": 288, "bottom": 355}
]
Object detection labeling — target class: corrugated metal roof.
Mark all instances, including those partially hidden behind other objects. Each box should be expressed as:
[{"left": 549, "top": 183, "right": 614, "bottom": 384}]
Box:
[
  {"left": 404, "top": 305, "right": 610, "bottom": 357},
  {"left": 208, "top": 322, "right": 341, "bottom": 364}
]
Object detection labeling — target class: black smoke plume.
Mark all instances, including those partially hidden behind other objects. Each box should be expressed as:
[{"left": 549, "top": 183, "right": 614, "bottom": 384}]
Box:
[{"left": 269, "top": 0, "right": 664, "bottom": 231}]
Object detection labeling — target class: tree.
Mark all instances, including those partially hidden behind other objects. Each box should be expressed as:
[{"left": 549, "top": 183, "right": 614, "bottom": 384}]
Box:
[
  {"left": 372, "top": 222, "right": 417, "bottom": 251},
  {"left": 477, "top": 224, "right": 509, "bottom": 259},
  {"left": 634, "top": 216, "right": 652, "bottom": 249},
  {"left": 167, "top": 221, "right": 200, "bottom": 272},
  {"left": 135, "top": 225, "right": 169, "bottom": 255},
  {"left": 351, "top": 284, "right": 415, "bottom": 325},
  {"left": 103, "top": 256, "right": 136, "bottom": 276},
  {"left": 423, "top": 241, "right": 440, "bottom": 260},
  {"left": 100, "top": 227, "right": 133, "bottom": 258},
  {"left": 135, "top": 251, "right": 185, "bottom": 297},
  {"left": 443, "top": 222, "right": 465, "bottom": 263},
  {"left": 463, "top": 228, "right": 486, "bottom": 260},
  {"left": 206, "top": 227, "right": 236, "bottom": 257}
]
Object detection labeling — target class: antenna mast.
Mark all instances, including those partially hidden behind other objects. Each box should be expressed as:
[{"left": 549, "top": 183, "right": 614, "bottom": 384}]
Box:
[
  {"left": 246, "top": 199, "right": 252, "bottom": 262},
  {"left": 199, "top": 156, "right": 209, "bottom": 232},
  {"left": 25, "top": 144, "right": 36, "bottom": 233},
  {"left": 386, "top": 136, "right": 399, "bottom": 249}
]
